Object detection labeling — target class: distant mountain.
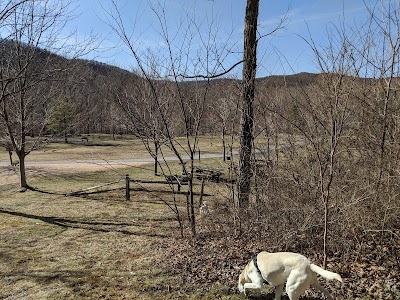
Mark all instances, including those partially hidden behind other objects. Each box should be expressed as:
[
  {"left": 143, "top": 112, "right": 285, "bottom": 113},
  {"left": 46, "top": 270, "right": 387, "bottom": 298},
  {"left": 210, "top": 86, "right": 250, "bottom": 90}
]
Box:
[
  {"left": 0, "top": 39, "right": 321, "bottom": 136},
  {"left": 257, "top": 72, "right": 320, "bottom": 88}
]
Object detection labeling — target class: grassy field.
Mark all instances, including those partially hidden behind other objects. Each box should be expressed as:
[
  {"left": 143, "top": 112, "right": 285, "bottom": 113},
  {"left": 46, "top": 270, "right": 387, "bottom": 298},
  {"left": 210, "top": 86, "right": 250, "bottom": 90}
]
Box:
[
  {"left": 0, "top": 134, "right": 240, "bottom": 163},
  {"left": 0, "top": 185, "right": 205, "bottom": 299},
  {"left": 0, "top": 177, "right": 241, "bottom": 299},
  {"left": 0, "top": 136, "right": 247, "bottom": 299},
  {"left": 0, "top": 136, "right": 386, "bottom": 299}
]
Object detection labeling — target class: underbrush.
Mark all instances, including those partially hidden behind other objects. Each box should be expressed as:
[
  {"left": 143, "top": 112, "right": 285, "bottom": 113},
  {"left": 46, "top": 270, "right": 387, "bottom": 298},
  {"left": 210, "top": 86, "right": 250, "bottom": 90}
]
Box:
[{"left": 159, "top": 213, "right": 399, "bottom": 299}]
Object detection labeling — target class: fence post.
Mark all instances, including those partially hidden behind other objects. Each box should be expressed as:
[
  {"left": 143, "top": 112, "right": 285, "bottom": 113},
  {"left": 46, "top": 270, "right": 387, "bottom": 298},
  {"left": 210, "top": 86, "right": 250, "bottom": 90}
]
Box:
[{"left": 125, "top": 174, "right": 130, "bottom": 200}]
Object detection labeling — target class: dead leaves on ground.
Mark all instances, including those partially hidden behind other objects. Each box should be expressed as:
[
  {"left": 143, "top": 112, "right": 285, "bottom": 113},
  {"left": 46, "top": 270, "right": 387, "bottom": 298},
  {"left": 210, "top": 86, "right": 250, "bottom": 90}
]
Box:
[{"left": 156, "top": 233, "right": 399, "bottom": 299}]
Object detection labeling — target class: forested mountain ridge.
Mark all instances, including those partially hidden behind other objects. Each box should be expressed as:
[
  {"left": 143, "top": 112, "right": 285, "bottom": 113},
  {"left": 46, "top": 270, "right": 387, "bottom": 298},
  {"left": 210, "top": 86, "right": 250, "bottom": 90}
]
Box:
[{"left": 0, "top": 39, "right": 319, "bottom": 137}]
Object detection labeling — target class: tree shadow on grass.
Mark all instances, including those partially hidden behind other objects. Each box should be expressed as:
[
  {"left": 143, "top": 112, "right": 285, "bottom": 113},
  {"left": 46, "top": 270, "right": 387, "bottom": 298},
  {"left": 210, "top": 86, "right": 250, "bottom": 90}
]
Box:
[
  {"left": 0, "top": 268, "right": 129, "bottom": 298},
  {"left": 1, "top": 267, "right": 192, "bottom": 298},
  {"left": 0, "top": 209, "right": 167, "bottom": 238}
]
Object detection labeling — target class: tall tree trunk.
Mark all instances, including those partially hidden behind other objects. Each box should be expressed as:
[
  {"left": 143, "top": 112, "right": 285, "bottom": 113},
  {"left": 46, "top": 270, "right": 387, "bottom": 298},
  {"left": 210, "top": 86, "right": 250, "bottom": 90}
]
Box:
[
  {"left": 6, "top": 142, "right": 13, "bottom": 165},
  {"left": 17, "top": 151, "right": 28, "bottom": 189},
  {"left": 154, "top": 141, "right": 159, "bottom": 175},
  {"left": 237, "top": 0, "right": 259, "bottom": 209},
  {"left": 189, "top": 153, "right": 196, "bottom": 237}
]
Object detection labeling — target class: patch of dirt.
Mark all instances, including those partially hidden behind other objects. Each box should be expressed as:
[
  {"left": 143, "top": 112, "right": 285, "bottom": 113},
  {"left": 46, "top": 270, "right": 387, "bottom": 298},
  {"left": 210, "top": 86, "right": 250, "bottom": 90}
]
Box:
[
  {"left": 31, "top": 162, "right": 148, "bottom": 173},
  {"left": 0, "top": 162, "right": 148, "bottom": 187}
]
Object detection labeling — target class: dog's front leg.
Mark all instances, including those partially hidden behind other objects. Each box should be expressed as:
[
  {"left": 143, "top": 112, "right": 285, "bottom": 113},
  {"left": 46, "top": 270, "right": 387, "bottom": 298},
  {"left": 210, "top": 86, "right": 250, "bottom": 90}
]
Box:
[
  {"left": 243, "top": 282, "right": 263, "bottom": 296},
  {"left": 274, "top": 284, "right": 284, "bottom": 300}
]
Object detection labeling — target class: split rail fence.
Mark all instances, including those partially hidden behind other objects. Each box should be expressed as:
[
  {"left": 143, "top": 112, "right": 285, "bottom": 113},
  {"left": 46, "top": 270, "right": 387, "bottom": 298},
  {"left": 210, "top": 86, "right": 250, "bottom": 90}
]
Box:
[
  {"left": 66, "top": 165, "right": 229, "bottom": 200},
  {"left": 68, "top": 174, "right": 194, "bottom": 200}
]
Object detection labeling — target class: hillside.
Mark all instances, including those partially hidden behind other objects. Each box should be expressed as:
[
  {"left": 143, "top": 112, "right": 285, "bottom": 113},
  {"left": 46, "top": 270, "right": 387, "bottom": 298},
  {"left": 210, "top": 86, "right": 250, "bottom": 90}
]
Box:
[{"left": 0, "top": 39, "right": 320, "bottom": 137}]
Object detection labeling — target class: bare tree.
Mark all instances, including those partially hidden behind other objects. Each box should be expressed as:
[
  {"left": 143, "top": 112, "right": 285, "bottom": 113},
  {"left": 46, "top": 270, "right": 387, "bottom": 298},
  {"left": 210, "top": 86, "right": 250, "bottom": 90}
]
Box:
[
  {"left": 112, "top": 67, "right": 174, "bottom": 175},
  {"left": 305, "top": 0, "right": 400, "bottom": 266},
  {"left": 105, "top": 0, "right": 241, "bottom": 237},
  {"left": 0, "top": 0, "right": 91, "bottom": 189}
]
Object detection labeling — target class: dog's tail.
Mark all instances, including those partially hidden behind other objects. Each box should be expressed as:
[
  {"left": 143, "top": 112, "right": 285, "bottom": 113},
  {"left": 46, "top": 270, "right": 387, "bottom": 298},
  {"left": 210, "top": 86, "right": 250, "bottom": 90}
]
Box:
[{"left": 310, "top": 264, "right": 343, "bottom": 282}]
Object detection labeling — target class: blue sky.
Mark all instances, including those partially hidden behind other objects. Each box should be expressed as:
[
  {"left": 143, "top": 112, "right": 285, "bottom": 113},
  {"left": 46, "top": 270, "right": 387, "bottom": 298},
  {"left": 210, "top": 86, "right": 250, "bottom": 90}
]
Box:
[{"left": 68, "top": 0, "right": 376, "bottom": 77}]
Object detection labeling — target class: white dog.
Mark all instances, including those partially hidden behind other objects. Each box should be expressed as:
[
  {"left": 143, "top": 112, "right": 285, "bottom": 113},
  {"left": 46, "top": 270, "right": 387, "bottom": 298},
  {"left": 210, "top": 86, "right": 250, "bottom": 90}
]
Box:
[
  {"left": 199, "top": 200, "right": 209, "bottom": 215},
  {"left": 238, "top": 252, "right": 342, "bottom": 300}
]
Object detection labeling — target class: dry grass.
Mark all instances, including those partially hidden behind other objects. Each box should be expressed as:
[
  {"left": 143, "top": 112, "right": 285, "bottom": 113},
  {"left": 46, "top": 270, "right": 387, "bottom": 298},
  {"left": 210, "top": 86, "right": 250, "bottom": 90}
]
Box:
[
  {"left": 0, "top": 165, "right": 355, "bottom": 300},
  {"left": 0, "top": 136, "right": 243, "bottom": 299},
  {"left": 0, "top": 134, "right": 238, "bottom": 163},
  {"left": 0, "top": 189, "right": 168, "bottom": 299},
  {"left": 1, "top": 134, "right": 287, "bottom": 164},
  {"left": 1, "top": 136, "right": 149, "bottom": 163},
  {"left": 0, "top": 167, "right": 243, "bottom": 299},
  {"left": 1, "top": 135, "right": 382, "bottom": 299}
]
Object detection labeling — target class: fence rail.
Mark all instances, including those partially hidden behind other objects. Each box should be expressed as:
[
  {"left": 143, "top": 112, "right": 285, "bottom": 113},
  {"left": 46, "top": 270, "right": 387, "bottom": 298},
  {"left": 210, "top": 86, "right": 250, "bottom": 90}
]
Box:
[
  {"left": 68, "top": 179, "right": 123, "bottom": 196},
  {"left": 67, "top": 165, "right": 224, "bottom": 200},
  {"left": 68, "top": 174, "right": 196, "bottom": 200}
]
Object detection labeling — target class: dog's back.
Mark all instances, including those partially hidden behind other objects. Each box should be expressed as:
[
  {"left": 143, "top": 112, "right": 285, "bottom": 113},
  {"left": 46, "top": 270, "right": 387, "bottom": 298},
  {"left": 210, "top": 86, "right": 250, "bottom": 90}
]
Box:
[{"left": 256, "top": 252, "right": 311, "bottom": 286}]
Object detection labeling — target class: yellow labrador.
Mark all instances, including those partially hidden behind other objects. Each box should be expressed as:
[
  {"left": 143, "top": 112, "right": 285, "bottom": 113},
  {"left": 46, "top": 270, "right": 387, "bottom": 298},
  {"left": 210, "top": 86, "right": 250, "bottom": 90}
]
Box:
[{"left": 238, "top": 252, "right": 342, "bottom": 300}]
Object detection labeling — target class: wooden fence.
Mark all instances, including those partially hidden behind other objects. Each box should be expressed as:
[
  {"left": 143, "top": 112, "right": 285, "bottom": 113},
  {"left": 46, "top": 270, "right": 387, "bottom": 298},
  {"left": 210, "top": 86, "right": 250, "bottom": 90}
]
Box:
[
  {"left": 67, "top": 165, "right": 226, "bottom": 200},
  {"left": 68, "top": 174, "right": 193, "bottom": 200}
]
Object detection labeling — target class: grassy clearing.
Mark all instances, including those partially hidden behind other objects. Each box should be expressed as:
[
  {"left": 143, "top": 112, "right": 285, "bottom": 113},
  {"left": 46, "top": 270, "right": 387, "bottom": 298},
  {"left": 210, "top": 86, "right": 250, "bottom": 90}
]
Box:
[
  {"left": 0, "top": 167, "right": 237, "bottom": 299},
  {"left": 0, "top": 164, "right": 352, "bottom": 300},
  {"left": 0, "top": 135, "right": 237, "bottom": 163},
  {"left": 0, "top": 136, "right": 150, "bottom": 163},
  {"left": 1, "top": 133, "right": 289, "bottom": 164},
  {"left": 0, "top": 134, "right": 242, "bottom": 300},
  {"left": 0, "top": 135, "right": 381, "bottom": 299}
]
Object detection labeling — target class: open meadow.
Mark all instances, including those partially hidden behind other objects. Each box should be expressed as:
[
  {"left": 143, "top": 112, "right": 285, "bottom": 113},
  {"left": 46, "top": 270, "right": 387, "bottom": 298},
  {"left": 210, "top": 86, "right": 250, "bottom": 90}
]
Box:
[
  {"left": 0, "top": 136, "right": 398, "bottom": 299},
  {"left": 0, "top": 135, "right": 248, "bottom": 299}
]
